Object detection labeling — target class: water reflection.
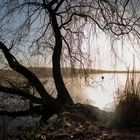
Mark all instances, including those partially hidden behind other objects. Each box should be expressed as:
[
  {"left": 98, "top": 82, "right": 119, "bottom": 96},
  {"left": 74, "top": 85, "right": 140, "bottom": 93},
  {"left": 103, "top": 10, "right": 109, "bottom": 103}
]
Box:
[{"left": 66, "top": 73, "right": 129, "bottom": 110}]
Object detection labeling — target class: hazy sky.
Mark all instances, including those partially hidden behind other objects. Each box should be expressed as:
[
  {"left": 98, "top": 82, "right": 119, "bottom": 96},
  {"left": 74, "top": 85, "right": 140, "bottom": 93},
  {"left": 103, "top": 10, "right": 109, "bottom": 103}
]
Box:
[
  {"left": 1, "top": 0, "right": 140, "bottom": 71},
  {"left": 13, "top": 27, "right": 140, "bottom": 71},
  {"left": 87, "top": 30, "right": 140, "bottom": 71}
]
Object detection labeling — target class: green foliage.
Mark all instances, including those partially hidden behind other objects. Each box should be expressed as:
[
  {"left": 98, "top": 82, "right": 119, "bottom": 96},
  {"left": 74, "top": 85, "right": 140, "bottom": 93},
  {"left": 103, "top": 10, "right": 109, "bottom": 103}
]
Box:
[{"left": 114, "top": 73, "right": 140, "bottom": 127}]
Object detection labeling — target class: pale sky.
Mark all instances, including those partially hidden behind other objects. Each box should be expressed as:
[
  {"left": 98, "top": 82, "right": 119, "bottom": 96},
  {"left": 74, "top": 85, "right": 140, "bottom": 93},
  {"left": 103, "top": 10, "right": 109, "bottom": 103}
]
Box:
[
  {"left": 88, "top": 30, "right": 140, "bottom": 71},
  {"left": 1, "top": 1, "right": 140, "bottom": 71},
  {"left": 9, "top": 25, "right": 140, "bottom": 71}
]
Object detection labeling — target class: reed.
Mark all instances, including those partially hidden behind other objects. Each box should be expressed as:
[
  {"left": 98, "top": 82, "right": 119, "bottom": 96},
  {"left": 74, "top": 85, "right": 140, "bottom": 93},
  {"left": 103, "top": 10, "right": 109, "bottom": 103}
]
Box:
[{"left": 114, "top": 72, "right": 140, "bottom": 127}]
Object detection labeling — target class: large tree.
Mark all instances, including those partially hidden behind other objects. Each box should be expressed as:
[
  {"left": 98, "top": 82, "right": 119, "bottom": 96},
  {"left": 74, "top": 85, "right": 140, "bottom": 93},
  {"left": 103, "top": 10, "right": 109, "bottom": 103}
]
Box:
[{"left": 0, "top": 0, "right": 140, "bottom": 119}]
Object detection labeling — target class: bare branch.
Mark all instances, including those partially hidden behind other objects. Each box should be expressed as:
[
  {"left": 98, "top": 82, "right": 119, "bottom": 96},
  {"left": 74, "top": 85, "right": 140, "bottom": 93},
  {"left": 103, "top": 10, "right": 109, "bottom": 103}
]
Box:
[
  {"left": 59, "top": 12, "right": 103, "bottom": 30},
  {"left": 0, "top": 85, "right": 42, "bottom": 104},
  {"left": 54, "top": 0, "right": 65, "bottom": 12}
]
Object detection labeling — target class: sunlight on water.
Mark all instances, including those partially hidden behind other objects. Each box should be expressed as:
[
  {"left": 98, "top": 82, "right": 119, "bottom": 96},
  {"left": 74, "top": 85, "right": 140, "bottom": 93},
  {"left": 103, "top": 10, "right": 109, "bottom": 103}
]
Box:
[
  {"left": 45, "top": 73, "right": 140, "bottom": 110},
  {"left": 67, "top": 73, "right": 128, "bottom": 110},
  {"left": 86, "top": 74, "right": 126, "bottom": 110}
]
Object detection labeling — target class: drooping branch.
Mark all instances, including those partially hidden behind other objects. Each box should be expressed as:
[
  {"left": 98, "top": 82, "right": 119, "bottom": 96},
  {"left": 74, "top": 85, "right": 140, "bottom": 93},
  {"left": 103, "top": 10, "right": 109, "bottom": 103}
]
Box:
[
  {"left": 0, "top": 85, "right": 43, "bottom": 104},
  {"left": 59, "top": 12, "right": 103, "bottom": 30},
  {"left": 0, "top": 41, "right": 55, "bottom": 103}
]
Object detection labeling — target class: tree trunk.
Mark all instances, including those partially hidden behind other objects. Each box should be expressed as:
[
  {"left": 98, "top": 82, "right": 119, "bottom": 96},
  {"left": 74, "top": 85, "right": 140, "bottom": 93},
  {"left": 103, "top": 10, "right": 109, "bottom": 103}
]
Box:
[{"left": 49, "top": 10, "right": 73, "bottom": 105}]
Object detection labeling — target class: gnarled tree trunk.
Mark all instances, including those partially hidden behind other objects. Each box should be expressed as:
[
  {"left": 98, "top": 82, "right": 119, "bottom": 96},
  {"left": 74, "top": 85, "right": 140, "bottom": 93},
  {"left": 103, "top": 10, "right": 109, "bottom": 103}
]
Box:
[{"left": 48, "top": 9, "right": 74, "bottom": 105}]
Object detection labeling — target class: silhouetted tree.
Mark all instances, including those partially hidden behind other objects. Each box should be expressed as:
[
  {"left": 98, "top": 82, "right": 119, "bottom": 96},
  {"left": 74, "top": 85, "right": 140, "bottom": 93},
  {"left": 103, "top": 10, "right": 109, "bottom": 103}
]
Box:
[{"left": 0, "top": 0, "right": 140, "bottom": 119}]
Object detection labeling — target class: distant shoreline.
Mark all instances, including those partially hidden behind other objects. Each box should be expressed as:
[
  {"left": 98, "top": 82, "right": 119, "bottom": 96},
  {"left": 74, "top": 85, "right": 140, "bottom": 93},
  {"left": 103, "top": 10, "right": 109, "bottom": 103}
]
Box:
[
  {"left": 92, "top": 70, "right": 140, "bottom": 73},
  {"left": 0, "top": 67, "right": 140, "bottom": 79}
]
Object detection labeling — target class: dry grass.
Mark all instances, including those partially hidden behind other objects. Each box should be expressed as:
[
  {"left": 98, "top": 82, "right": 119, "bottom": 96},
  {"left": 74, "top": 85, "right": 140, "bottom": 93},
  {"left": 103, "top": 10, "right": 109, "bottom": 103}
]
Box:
[{"left": 114, "top": 72, "right": 140, "bottom": 127}]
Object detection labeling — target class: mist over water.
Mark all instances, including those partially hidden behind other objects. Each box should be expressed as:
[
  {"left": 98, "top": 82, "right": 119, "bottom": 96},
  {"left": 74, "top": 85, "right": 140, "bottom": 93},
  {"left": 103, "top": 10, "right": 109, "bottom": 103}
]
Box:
[
  {"left": 66, "top": 73, "right": 130, "bottom": 110},
  {"left": 44, "top": 73, "right": 130, "bottom": 110}
]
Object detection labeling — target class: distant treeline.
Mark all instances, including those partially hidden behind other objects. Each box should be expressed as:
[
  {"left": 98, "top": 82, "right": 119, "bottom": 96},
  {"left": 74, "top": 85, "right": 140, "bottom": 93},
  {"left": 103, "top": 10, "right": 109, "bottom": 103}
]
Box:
[{"left": 0, "top": 67, "right": 140, "bottom": 79}]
